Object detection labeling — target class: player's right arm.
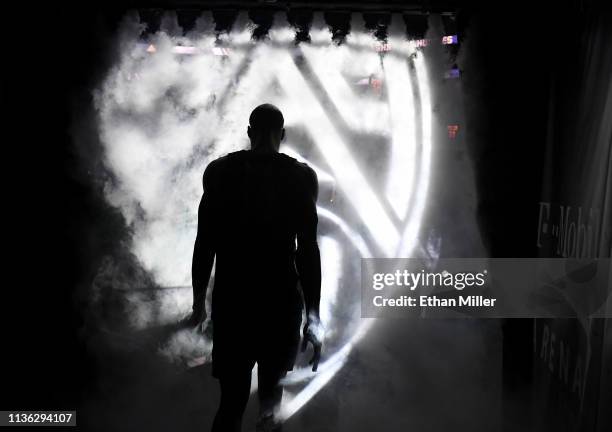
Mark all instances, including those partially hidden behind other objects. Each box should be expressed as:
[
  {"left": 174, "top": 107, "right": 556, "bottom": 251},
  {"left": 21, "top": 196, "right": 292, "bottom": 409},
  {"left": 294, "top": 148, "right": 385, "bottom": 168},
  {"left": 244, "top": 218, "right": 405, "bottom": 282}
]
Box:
[{"left": 295, "top": 166, "right": 323, "bottom": 371}]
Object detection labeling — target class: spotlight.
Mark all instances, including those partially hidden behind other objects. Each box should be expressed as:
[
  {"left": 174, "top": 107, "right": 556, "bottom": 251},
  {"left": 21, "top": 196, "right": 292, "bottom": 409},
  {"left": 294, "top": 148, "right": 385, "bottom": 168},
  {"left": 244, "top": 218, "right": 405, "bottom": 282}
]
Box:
[
  {"left": 176, "top": 9, "right": 201, "bottom": 34},
  {"left": 404, "top": 13, "right": 428, "bottom": 40},
  {"left": 287, "top": 8, "right": 313, "bottom": 44},
  {"left": 197, "top": 11, "right": 215, "bottom": 34},
  {"left": 363, "top": 12, "right": 391, "bottom": 42},
  {"left": 324, "top": 11, "right": 351, "bottom": 45},
  {"left": 139, "top": 9, "right": 163, "bottom": 37},
  {"left": 387, "top": 12, "right": 408, "bottom": 40},
  {"left": 212, "top": 9, "right": 238, "bottom": 34},
  {"left": 159, "top": 11, "right": 181, "bottom": 37},
  {"left": 248, "top": 9, "right": 275, "bottom": 39}
]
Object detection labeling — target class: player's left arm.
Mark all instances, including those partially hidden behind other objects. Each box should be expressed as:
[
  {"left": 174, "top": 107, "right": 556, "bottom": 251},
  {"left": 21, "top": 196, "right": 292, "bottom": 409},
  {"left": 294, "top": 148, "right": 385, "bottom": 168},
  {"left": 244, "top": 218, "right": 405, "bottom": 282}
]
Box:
[{"left": 189, "top": 162, "right": 217, "bottom": 327}]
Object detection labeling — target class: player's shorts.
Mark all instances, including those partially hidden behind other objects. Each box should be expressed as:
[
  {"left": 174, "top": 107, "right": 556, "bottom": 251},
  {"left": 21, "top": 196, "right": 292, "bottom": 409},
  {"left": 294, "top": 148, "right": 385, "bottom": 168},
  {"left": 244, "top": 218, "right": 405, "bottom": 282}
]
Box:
[{"left": 211, "top": 312, "right": 302, "bottom": 379}]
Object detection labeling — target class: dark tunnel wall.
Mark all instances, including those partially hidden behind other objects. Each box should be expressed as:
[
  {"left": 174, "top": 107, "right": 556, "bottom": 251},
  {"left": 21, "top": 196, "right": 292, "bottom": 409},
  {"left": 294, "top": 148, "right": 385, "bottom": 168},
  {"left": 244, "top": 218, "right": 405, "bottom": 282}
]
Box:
[
  {"left": 457, "top": 8, "right": 611, "bottom": 432},
  {"left": 532, "top": 9, "right": 612, "bottom": 432}
]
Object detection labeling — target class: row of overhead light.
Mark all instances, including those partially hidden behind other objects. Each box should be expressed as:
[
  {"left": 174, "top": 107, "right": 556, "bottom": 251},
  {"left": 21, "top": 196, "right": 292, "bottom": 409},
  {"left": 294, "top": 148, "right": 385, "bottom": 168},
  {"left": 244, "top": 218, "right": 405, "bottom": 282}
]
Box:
[{"left": 135, "top": 8, "right": 458, "bottom": 43}]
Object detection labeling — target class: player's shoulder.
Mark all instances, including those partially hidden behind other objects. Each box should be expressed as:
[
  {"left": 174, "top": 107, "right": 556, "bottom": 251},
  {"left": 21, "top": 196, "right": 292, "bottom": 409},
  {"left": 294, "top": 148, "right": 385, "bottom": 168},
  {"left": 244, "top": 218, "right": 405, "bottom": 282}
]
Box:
[
  {"left": 202, "top": 151, "right": 244, "bottom": 186},
  {"left": 278, "top": 153, "right": 316, "bottom": 177},
  {"left": 212, "top": 150, "right": 247, "bottom": 166},
  {"left": 297, "top": 161, "right": 317, "bottom": 185},
  {"left": 204, "top": 150, "right": 247, "bottom": 174},
  {"left": 278, "top": 154, "right": 317, "bottom": 191}
]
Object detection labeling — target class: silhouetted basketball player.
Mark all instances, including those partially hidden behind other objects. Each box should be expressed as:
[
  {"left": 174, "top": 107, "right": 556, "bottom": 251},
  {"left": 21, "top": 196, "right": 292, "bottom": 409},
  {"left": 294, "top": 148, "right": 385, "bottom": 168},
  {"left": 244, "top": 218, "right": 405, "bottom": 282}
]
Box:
[{"left": 188, "top": 104, "right": 322, "bottom": 432}]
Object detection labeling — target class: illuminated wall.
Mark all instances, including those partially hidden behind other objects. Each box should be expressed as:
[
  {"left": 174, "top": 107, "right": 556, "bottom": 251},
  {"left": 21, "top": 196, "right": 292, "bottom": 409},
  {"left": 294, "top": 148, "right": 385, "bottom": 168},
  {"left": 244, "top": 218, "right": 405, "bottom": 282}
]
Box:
[{"left": 94, "top": 11, "right": 434, "bottom": 419}]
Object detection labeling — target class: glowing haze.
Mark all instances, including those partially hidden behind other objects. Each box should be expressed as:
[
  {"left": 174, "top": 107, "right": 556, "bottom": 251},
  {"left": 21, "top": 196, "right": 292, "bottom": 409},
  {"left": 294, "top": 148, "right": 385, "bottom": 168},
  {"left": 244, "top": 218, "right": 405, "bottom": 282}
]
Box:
[{"left": 94, "top": 10, "right": 432, "bottom": 420}]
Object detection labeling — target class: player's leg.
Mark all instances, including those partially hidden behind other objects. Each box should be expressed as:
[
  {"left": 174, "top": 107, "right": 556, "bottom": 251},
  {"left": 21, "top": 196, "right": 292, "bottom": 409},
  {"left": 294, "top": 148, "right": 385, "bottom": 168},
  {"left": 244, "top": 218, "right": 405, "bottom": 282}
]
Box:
[
  {"left": 256, "top": 362, "right": 287, "bottom": 432},
  {"left": 211, "top": 369, "right": 252, "bottom": 432}
]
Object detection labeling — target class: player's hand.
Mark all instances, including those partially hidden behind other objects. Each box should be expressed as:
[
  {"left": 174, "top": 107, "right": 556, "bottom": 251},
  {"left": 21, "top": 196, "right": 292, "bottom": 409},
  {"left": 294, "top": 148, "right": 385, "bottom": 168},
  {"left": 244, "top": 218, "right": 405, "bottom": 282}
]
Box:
[
  {"left": 180, "top": 311, "right": 206, "bottom": 330},
  {"left": 301, "top": 315, "right": 323, "bottom": 372},
  {"left": 198, "top": 318, "right": 213, "bottom": 339}
]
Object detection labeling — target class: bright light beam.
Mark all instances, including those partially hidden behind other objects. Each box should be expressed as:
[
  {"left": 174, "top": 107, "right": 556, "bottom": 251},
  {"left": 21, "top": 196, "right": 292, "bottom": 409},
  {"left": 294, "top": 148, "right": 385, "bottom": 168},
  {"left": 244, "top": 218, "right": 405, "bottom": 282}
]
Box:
[
  {"left": 276, "top": 51, "right": 400, "bottom": 256},
  {"left": 397, "top": 51, "right": 432, "bottom": 257},
  {"left": 384, "top": 55, "right": 417, "bottom": 220},
  {"left": 300, "top": 44, "right": 390, "bottom": 135},
  {"left": 278, "top": 43, "right": 433, "bottom": 420}
]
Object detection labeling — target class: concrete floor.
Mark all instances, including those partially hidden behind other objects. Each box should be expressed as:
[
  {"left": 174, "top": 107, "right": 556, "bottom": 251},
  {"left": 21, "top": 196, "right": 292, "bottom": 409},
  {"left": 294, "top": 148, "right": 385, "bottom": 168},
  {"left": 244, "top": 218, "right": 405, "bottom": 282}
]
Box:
[{"left": 78, "top": 318, "right": 502, "bottom": 432}]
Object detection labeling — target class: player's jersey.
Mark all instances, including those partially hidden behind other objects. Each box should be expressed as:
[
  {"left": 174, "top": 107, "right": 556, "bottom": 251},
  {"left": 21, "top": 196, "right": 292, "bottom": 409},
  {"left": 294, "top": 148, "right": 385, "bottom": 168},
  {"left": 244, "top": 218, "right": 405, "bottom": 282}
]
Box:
[{"left": 199, "top": 149, "right": 317, "bottom": 325}]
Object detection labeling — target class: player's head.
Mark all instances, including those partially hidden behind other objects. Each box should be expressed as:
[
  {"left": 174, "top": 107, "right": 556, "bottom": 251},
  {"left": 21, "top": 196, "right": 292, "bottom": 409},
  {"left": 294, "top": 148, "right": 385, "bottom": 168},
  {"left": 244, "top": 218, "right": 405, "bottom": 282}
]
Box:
[{"left": 247, "top": 103, "right": 285, "bottom": 151}]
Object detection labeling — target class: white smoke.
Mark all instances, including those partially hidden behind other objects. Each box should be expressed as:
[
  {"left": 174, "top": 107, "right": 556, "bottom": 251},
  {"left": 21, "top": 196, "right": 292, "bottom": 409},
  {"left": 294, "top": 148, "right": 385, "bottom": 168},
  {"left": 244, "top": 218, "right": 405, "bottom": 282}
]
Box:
[
  {"left": 94, "top": 12, "right": 428, "bottom": 286},
  {"left": 90, "top": 10, "right": 444, "bottom": 421}
]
